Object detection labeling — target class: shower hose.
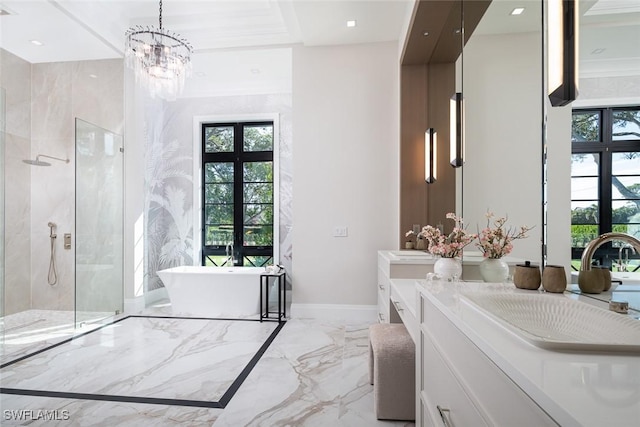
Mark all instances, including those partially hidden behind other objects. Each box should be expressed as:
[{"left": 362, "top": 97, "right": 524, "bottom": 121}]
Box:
[{"left": 48, "top": 223, "right": 58, "bottom": 286}]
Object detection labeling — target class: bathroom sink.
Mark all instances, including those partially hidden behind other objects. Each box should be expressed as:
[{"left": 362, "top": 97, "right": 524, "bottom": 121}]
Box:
[
  {"left": 460, "top": 292, "right": 640, "bottom": 353},
  {"left": 388, "top": 250, "right": 432, "bottom": 259}
]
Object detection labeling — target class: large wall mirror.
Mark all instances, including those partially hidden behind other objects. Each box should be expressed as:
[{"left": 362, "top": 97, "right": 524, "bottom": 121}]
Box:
[
  {"left": 461, "top": 0, "right": 543, "bottom": 265},
  {"left": 460, "top": 0, "right": 640, "bottom": 307}
]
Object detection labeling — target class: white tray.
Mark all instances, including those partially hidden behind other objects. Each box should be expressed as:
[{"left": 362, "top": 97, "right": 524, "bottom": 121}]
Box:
[{"left": 461, "top": 292, "right": 640, "bottom": 353}]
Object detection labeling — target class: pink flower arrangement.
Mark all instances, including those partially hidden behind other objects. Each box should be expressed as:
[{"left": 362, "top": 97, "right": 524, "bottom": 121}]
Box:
[
  {"left": 420, "top": 213, "right": 477, "bottom": 258},
  {"left": 476, "top": 212, "right": 532, "bottom": 259}
]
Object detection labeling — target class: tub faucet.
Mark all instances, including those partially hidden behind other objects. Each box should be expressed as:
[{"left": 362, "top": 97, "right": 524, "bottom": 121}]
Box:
[
  {"left": 226, "top": 242, "right": 236, "bottom": 266},
  {"left": 618, "top": 244, "right": 637, "bottom": 272}
]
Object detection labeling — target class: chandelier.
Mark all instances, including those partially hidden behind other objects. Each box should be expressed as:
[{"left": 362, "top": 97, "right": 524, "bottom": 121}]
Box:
[{"left": 125, "top": 0, "right": 193, "bottom": 101}]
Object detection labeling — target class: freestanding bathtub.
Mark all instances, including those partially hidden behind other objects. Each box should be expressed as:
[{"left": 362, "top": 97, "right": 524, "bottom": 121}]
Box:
[{"left": 156, "top": 266, "right": 265, "bottom": 318}]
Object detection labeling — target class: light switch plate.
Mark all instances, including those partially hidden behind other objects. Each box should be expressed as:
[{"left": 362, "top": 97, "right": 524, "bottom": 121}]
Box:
[{"left": 333, "top": 226, "right": 348, "bottom": 237}]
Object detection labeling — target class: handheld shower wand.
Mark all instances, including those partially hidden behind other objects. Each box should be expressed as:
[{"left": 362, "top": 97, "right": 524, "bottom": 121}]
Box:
[{"left": 48, "top": 222, "right": 58, "bottom": 285}]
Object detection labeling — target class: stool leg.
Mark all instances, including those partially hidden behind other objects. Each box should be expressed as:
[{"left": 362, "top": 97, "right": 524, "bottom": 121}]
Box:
[{"left": 369, "top": 340, "right": 374, "bottom": 385}]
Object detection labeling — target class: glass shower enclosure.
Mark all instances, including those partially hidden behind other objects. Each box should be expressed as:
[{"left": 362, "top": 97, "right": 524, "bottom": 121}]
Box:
[{"left": 75, "top": 119, "right": 123, "bottom": 323}]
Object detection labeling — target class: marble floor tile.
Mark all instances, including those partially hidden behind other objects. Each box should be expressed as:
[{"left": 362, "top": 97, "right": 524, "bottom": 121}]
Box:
[
  {"left": 1, "top": 315, "right": 415, "bottom": 427},
  {"left": 1, "top": 310, "right": 116, "bottom": 365}
]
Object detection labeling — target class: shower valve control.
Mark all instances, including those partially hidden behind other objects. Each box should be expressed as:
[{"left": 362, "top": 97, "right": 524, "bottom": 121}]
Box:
[{"left": 64, "top": 233, "right": 72, "bottom": 250}]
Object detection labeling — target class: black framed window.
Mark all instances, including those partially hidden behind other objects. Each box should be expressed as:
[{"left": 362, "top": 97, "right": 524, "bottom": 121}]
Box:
[
  {"left": 571, "top": 107, "right": 640, "bottom": 271},
  {"left": 201, "top": 121, "right": 274, "bottom": 267}
]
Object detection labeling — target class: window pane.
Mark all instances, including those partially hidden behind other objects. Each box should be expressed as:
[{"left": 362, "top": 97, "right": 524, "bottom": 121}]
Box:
[
  {"left": 612, "top": 152, "right": 640, "bottom": 175},
  {"left": 244, "top": 204, "right": 273, "bottom": 225},
  {"left": 205, "top": 225, "right": 233, "bottom": 246},
  {"left": 612, "top": 110, "right": 640, "bottom": 141},
  {"left": 572, "top": 112, "right": 600, "bottom": 142},
  {"left": 571, "top": 224, "right": 599, "bottom": 248},
  {"left": 205, "top": 204, "right": 233, "bottom": 225},
  {"left": 243, "top": 256, "right": 273, "bottom": 267},
  {"left": 205, "top": 183, "right": 233, "bottom": 204},
  {"left": 571, "top": 153, "right": 598, "bottom": 175},
  {"left": 244, "top": 225, "right": 273, "bottom": 246},
  {"left": 205, "top": 126, "right": 234, "bottom": 152},
  {"left": 571, "top": 177, "right": 599, "bottom": 199},
  {"left": 244, "top": 124, "right": 273, "bottom": 152},
  {"left": 244, "top": 161, "right": 273, "bottom": 183},
  {"left": 204, "top": 255, "right": 230, "bottom": 267},
  {"left": 612, "top": 176, "right": 640, "bottom": 199},
  {"left": 571, "top": 201, "right": 599, "bottom": 224},
  {"left": 612, "top": 201, "right": 640, "bottom": 226},
  {"left": 244, "top": 183, "right": 273, "bottom": 204},
  {"left": 205, "top": 162, "right": 234, "bottom": 183}
]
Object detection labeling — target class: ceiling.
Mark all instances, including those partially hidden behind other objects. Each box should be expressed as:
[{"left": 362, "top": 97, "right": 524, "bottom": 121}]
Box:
[
  {"left": 0, "top": 0, "right": 637, "bottom": 96},
  {"left": 0, "top": 0, "right": 412, "bottom": 63}
]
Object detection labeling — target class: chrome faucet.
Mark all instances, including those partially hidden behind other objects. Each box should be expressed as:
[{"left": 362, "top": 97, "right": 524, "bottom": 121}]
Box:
[
  {"left": 618, "top": 244, "right": 637, "bottom": 272},
  {"left": 226, "top": 241, "right": 236, "bottom": 266},
  {"left": 578, "top": 233, "right": 640, "bottom": 293},
  {"left": 581, "top": 233, "right": 640, "bottom": 271}
]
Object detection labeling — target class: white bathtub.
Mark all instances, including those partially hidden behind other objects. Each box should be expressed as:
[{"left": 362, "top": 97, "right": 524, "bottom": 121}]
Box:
[{"left": 156, "top": 266, "right": 265, "bottom": 318}]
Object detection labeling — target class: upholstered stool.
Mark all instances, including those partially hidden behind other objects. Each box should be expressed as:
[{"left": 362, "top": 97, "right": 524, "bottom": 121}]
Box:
[{"left": 368, "top": 323, "right": 415, "bottom": 421}]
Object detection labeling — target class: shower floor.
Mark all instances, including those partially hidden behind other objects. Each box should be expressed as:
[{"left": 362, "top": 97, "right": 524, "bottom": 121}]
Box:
[{"left": 0, "top": 309, "right": 115, "bottom": 365}]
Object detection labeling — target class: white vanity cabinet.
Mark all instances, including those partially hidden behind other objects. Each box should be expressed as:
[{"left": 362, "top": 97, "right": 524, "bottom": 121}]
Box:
[
  {"left": 418, "top": 290, "right": 558, "bottom": 427},
  {"left": 377, "top": 251, "right": 434, "bottom": 323}
]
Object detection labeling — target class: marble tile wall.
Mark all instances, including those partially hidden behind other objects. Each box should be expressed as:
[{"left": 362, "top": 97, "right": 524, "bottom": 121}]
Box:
[
  {"left": 1, "top": 51, "right": 124, "bottom": 315},
  {"left": 1, "top": 49, "right": 32, "bottom": 315}
]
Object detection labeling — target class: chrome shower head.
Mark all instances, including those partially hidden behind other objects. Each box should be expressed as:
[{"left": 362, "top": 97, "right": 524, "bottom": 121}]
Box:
[
  {"left": 23, "top": 154, "right": 69, "bottom": 166},
  {"left": 23, "top": 159, "right": 51, "bottom": 166}
]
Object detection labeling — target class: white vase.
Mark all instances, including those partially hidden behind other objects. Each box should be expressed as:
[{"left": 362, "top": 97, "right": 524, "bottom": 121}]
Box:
[
  {"left": 433, "top": 257, "right": 462, "bottom": 281},
  {"left": 479, "top": 258, "right": 510, "bottom": 283}
]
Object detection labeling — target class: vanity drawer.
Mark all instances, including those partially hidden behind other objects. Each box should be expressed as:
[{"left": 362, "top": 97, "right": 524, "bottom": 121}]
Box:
[
  {"left": 420, "top": 325, "right": 488, "bottom": 426},
  {"left": 390, "top": 285, "right": 418, "bottom": 343},
  {"left": 421, "top": 295, "right": 558, "bottom": 427}
]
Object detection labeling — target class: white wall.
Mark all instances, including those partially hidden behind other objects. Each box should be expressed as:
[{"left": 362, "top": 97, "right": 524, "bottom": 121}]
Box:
[
  {"left": 292, "top": 42, "right": 399, "bottom": 314},
  {"left": 462, "top": 32, "right": 543, "bottom": 264}
]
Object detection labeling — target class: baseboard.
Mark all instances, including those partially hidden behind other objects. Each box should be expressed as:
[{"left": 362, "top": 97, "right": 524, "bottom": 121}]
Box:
[
  {"left": 124, "top": 288, "right": 168, "bottom": 314},
  {"left": 290, "top": 303, "right": 377, "bottom": 323}
]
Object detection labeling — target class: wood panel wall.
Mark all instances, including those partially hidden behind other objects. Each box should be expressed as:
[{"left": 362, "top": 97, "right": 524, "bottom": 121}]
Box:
[{"left": 399, "top": 63, "right": 456, "bottom": 247}]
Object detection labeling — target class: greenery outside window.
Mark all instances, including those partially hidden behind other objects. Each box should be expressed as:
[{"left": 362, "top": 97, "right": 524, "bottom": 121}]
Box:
[
  {"left": 571, "top": 107, "right": 640, "bottom": 271},
  {"left": 202, "top": 122, "right": 274, "bottom": 267}
]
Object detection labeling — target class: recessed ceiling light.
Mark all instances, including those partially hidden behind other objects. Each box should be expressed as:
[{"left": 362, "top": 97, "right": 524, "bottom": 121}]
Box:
[
  {"left": 88, "top": 74, "right": 98, "bottom": 79},
  {"left": 591, "top": 48, "right": 606, "bottom": 55},
  {"left": 250, "top": 68, "right": 261, "bottom": 75},
  {"left": 347, "top": 20, "right": 357, "bottom": 28},
  {"left": 30, "top": 39, "right": 44, "bottom": 46},
  {"left": 510, "top": 7, "right": 525, "bottom": 15}
]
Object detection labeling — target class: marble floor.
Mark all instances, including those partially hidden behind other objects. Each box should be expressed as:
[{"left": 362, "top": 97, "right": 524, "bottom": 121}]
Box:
[{"left": 0, "top": 310, "right": 415, "bottom": 427}]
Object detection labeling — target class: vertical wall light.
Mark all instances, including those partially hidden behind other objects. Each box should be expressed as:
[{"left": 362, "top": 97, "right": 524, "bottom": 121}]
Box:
[
  {"left": 450, "top": 93, "right": 464, "bottom": 168},
  {"left": 425, "top": 128, "right": 437, "bottom": 183},
  {"left": 548, "top": 0, "right": 578, "bottom": 106}
]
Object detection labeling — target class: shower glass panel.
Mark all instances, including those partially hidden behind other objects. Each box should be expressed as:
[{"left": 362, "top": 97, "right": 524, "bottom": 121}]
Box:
[
  {"left": 75, "top": 119, "right": 123, "bottom": 324},
  {"left": 0, "top": 87, "right": 5, "bottom": 325}
]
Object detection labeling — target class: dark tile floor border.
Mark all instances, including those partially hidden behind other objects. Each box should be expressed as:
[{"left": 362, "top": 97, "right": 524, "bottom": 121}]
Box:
[{"left": 0, "top": 315, "right": 286, "bottom": 409}]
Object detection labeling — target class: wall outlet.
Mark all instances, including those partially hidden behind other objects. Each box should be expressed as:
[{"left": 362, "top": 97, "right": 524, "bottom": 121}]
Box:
[{"left": 333, "top": 226, "right": 348, "bottom": 237}]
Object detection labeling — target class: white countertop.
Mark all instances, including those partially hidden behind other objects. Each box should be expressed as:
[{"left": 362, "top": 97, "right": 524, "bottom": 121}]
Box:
[
  {"left": 417, "top": 280, "right": 640, "bottom": 427},
  {"left": 379, "top": 249, "right": 524, "bottom": 266}
]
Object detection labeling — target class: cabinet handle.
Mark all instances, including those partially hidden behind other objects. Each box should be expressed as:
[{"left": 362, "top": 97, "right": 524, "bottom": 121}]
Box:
[
  {"left": 437, "top": 406, "right": 453, "bottom": 427},
  {"left": 392, "top": 299, "right": 404, "bottom": 312},
  {"left": 378, "top": 283, "right": 385, "bottom": 290}
]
